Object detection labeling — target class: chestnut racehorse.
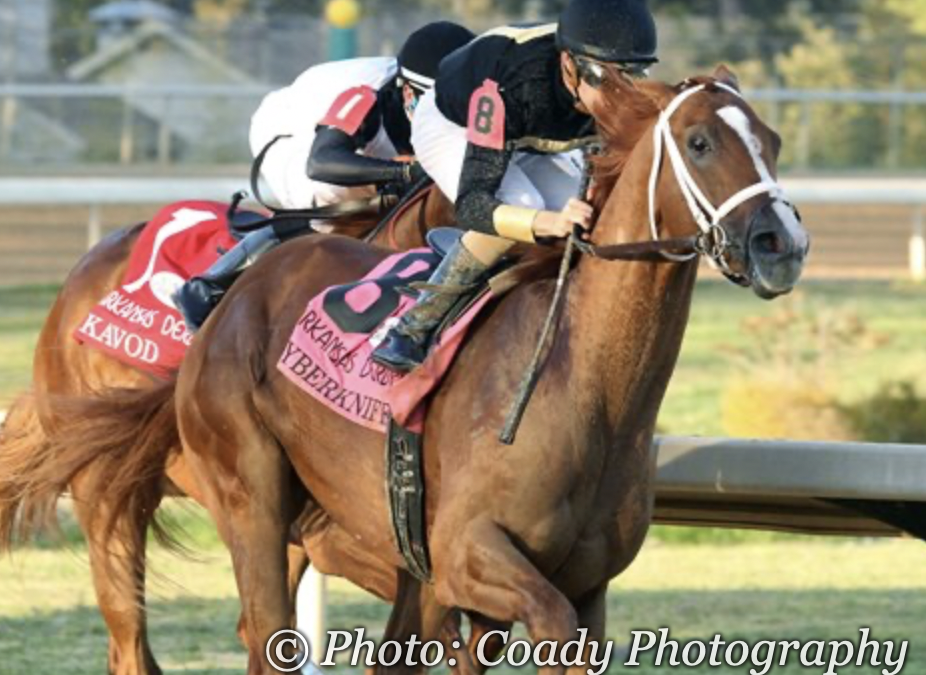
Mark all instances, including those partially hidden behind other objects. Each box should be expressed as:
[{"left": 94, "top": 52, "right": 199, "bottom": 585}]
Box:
[
  {"left": 0, "top": 189, "right": 453, "bottom": 675},
  {"left": 7, "top": 68, "right": 809, "bottom": 674}
]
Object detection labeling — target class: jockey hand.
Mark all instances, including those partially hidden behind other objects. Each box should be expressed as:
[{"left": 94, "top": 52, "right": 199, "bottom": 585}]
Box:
[{"left": 532, "top": 198, "right": 594, "bottom": 239}]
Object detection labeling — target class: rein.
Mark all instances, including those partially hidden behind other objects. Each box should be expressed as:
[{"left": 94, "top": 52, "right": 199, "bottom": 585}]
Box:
[
  {"left": 499, "top": 81, "right": 786, "bottom": 444},
  {"left": 362, "top": 175, "right": 434, "bottom": 244}
]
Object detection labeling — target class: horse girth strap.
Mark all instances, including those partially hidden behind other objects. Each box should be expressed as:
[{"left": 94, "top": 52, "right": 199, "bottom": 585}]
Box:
[{"left": 386, "top": 418, "right": 431, "bottom": 582}]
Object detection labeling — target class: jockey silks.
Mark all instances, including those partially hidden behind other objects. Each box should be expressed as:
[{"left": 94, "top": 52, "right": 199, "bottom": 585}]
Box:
[
  {"left": 415, "top": 24, "right": 594, "bottom": 235},
  {"left": 249, "top": 57, "right": 408, "bottom": 209}
]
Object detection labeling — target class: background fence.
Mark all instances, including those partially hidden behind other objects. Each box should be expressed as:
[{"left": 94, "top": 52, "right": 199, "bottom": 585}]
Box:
[
  {"left": 3, "top": 0, "right": 926, "bottom": 171},
  {"left": 1, "top": 176, "right": 924, "bottom": 287},
  {"left": 5, "top": 85, "right": 926, "bottom": 170}
]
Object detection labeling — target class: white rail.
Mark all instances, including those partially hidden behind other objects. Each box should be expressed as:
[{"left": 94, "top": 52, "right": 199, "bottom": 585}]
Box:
[
  {"left": 0, "top": 175, "right": 924, "bottom": 205},
  {"left": 1, "top": 175, "right": 924, "bottom": 278}
]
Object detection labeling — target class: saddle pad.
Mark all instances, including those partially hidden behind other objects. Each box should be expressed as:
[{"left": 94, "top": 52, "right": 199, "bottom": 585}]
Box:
[
  {"left": 278, "top": 248, "right": 493, "bottom": 434},
  {"left": 74, "top": 201, "right": 239, "bottom": 379}
]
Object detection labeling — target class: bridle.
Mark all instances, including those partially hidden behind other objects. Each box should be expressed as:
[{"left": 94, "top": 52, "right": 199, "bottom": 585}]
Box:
[
  {"left": 647, "top": 82, "right": 785, "bottom": 275},
  {"left": 499, "top": 82, "right": 794, "bottom": 445},
  {"left": 503, "top": 80, "right": 799, "bottom": 444},
  {"left": 575, "top": 80, "right": 797, "bottom": 278}
]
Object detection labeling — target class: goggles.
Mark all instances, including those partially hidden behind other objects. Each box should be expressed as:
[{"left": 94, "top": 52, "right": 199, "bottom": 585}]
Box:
[{"left": 574, "top": 56, "right": 650, "bottom": 88}]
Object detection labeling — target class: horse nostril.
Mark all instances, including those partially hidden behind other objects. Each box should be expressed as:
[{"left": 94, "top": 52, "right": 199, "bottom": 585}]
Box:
[{"left": 752, "top": 231, "right": 787, "bottom": 256}]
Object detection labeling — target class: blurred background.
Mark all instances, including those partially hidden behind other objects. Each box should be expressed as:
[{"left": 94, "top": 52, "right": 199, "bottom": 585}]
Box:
[
  {"left": 1, "top": 0, "right": 925, "bottom": 170},
  {"left": 2, "top": 0, "right": 926, "bottom": 441},
  {"left": 1, "top": 4, "right": 926, "bottom": 673}
]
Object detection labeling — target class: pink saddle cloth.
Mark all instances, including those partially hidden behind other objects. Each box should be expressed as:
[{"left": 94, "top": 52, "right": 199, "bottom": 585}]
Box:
[
  {"left": 73, "top": 201, "right": 240, "bottom": 379},
  {"left": 278, "top": 248, "right": 493, "bottom": 434}
]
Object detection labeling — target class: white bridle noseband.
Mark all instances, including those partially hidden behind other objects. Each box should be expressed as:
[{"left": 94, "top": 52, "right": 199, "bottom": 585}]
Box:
[{"left": 647, "top": 82, "right": 785, "bottom": 272}]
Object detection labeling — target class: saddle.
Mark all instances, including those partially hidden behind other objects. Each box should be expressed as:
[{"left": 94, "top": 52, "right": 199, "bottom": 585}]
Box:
[
  {"left": 228, "top": 209, "right": 268, "bottom": 240},
  {"left": 278, "top": 227, "right": 507, "bottom": 584}
]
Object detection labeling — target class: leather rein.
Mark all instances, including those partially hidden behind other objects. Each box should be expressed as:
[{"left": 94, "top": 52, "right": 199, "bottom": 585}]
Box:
[
  {"left": 566, "top": 81, "right": 789, "bottom": 270},
  {"left": 500, "top": 82, "right": 790, "bottom": 444}
]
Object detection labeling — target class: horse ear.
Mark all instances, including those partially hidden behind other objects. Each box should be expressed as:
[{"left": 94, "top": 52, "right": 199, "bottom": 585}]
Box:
[{"left": 713, "top": 64, "right": 741, "bottom": 92}]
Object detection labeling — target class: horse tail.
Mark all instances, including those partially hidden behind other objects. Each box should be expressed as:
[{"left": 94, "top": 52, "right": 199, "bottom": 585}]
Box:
[
  {"left": 0, "top": 382, "right": 180, "bottom": 554},
  {"left": 0, "top": 392, "right": 54, "bottom": 552}
]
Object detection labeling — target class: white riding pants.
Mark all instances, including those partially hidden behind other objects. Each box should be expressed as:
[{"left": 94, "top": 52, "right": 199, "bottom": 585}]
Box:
[{"left": 410, "top": 89, "right": 584, "bottom": 211}]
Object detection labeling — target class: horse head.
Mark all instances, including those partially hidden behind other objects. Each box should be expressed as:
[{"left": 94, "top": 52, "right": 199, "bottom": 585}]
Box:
[{"left": 593, "top": 65, "right": 810, "bottom": 299}]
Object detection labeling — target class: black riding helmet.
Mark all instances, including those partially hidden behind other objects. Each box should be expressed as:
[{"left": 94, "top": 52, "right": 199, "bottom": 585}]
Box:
[
  {"left": 556, "top": 0, "right": 658, "bottom": 65},
  {"left": 397, "top": 21, "right": 475, "bottom": 92}
]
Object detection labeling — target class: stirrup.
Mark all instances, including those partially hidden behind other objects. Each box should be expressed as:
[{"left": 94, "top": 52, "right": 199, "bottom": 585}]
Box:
[
  {"left": 173, "top": 225, "right": 280, "bottom": 330},
  {"left": 371, "top": 240, "right": 489, "bottom": 372}
]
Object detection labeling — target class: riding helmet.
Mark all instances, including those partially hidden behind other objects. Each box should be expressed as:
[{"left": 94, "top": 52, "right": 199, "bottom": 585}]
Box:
[
  {"left": 556, "top": 0, "right": 659, "bottom": 64},
  {"left": 397, "top": 21, "right": 476, "bottom": 91}
]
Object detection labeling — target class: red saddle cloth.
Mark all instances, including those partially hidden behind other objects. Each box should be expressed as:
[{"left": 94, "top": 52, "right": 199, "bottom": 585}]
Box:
[
  {"left": 278, "top": 249, "right": 493, "bottom": 434},
  {"left": 74, "top": 201, "right": 240, "bottom": 379}
]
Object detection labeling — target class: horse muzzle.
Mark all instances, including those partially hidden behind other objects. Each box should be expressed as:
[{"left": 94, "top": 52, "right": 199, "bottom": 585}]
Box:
[{"left": 743, "top": 200, "right": 810, "bottom": 300}]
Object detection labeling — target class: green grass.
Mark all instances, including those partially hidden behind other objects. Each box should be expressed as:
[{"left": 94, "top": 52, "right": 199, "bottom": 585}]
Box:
[
  {"left": 1, "top": 506, "right": 925, "bottom": 674},
  {"left": 0, "top": 285, "right": 59, "bottom": 407},
  {"left": 662, "top": 279, "right": 926, "bottom": 436},
  {"left": 3, "top": 281, "right": 926, "bottom": 671},
  {"left": 4, "top": 279, "right": 926, "bottom": 436}
]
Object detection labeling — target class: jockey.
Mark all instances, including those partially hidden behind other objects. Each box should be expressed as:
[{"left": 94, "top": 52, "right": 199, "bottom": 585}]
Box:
[
  {"left": 176, "top": 20, "right": 475, "bottom": 330},
  {"left": 372, "top": 0, "right": 658, "bottom": 372}
]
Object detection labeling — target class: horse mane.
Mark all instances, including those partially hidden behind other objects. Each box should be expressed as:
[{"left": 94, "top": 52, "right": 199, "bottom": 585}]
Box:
[{"left": 589, "top": 73, "right": 667, "bottom": 212}]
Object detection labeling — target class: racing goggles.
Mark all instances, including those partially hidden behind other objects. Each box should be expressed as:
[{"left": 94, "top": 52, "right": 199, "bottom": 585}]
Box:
[{"left": 574, "top": 56, "right": 650, "bottom": 88}]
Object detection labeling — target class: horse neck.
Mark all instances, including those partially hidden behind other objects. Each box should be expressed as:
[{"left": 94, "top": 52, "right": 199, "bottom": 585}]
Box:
[{"left": 565, "top": 130, "right": 699, "bottom": 437}]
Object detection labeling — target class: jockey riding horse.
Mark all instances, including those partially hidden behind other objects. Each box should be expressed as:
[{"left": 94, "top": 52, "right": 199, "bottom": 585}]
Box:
[
  {"left": 373, "top": 0, "right": 658, "bottom": 371},
  {"left": 176, "top": 21, "right": 474, "bottom": 330}
]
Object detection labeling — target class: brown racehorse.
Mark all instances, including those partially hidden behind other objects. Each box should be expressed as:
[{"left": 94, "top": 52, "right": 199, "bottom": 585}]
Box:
[
  {"left": 0, "top": 188, "right": 453, "bottom": 675},
  {"left": 7, "top": 68, "right": 809, "bottom": 674}
]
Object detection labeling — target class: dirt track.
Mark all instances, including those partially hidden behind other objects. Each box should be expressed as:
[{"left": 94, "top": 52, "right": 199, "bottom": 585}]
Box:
[{"left": 0, "top": 202, "right": 919, "bottom": 286}]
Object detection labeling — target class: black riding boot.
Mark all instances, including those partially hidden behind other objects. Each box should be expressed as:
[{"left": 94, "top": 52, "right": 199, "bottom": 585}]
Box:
[
  {"left": 173, "top": 225, "right": 280, "bottom": 331},
  {"left": 372, "top": 241, "right": 489, "bottom": 373}
]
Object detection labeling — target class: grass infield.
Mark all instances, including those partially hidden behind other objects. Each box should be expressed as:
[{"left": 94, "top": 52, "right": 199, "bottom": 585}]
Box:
[
  {"left": 1, "top": 280, "right": 925, "bottom": 672},
  {"left": 2, "top": 279, "right": 926, "bottom": 435},
  {"left": 0, "top": 504, "right": 924, "bottom": 674}
]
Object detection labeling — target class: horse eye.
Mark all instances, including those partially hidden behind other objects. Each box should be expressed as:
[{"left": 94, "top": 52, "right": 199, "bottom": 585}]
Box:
[{"left": 688, "top": 135, "right": 711, "bottom": 155}]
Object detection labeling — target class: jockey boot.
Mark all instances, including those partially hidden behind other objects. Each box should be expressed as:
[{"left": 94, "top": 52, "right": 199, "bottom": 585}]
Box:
[
  {"left": 372, "top": 240, "right": 490, "bottom": 373},
  {"left": 173, "top": 225, "right": 280, "bottom": 331}
]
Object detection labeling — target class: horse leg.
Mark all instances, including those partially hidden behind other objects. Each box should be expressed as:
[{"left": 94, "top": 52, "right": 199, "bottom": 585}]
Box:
[
  {"left": 297, "top": 516, "right": 478, "bottom": 674},
  {"left": 372, "top": 571, "right": 470, "bottom": 675},
  {"left": 287, "top": 542, "right": 310, "bottom": 628},
  {"left": 71, "top": 469, "right": 162, "bottom": 675},
  {"left": 165, "top": 449, "right": 308, "bottom": 649},
  {"left": 432, "top": 516, "right": 579, "bottom": 675},
  {"left": 567, "top": 585, "right": 608, "bottom": 675},
  {"left": 464, "top": 614, "right": 511, "bottom": 675},
  {"left": 180, "top": 421, "right": 299, "bottom": 675}
]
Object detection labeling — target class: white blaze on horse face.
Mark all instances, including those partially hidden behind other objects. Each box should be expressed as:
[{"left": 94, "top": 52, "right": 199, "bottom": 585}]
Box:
[{"left": 716, "top": 105, "right": 809, "bottom": 252}]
